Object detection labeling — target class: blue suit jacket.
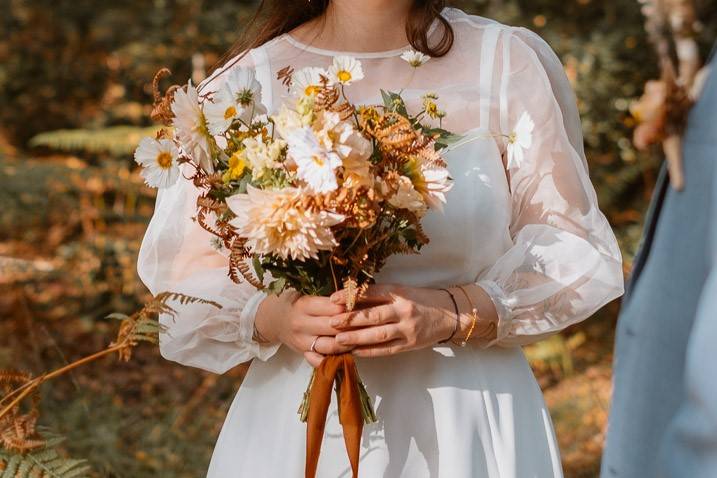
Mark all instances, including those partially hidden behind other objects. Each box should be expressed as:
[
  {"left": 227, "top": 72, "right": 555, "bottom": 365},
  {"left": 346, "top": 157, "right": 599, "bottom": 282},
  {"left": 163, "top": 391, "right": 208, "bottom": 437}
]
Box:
[{"left": 601, "top": 54, "right": 717, "bottom": 478}]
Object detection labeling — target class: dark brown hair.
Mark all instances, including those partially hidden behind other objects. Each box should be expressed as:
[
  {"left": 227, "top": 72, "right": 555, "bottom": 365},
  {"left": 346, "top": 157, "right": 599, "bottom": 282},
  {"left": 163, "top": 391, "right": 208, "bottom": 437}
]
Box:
[{"left": 210, "top": 0, "right": 454, "bottom": 75}]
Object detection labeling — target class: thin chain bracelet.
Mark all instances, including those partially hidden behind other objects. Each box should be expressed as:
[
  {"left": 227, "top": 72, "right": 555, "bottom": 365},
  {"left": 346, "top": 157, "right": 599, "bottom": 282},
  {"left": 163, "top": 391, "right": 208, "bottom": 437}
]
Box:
[
  {"left": 454, "top": 285, "right": 478, "bottom": 347},
  {"left": 252, "top": 321, "right": 271, "bottom": 344},
  {"left": 438, "top": 288, "right": 460, "bottom": 344}
]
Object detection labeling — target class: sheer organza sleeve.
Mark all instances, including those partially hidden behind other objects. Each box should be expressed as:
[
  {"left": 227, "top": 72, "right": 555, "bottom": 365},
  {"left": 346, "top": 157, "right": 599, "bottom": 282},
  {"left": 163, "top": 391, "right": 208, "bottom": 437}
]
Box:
[
  {"left": 137, "top": 59, "right": 280, "bottom": 374},
  {"left": 476, "top": 28, "right": 624, "bottom": 346}
]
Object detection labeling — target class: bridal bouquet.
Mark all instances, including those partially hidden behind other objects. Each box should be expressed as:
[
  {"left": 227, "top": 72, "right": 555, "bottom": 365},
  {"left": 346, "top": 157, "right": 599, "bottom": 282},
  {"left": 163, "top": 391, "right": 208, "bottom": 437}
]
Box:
[{"left": 135, "top": 53, "right": 456, "bottom": 477}]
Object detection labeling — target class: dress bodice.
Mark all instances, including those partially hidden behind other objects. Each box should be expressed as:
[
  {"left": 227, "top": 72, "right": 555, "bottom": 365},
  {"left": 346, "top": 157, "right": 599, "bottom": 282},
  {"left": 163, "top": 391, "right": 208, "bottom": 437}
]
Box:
[{"left": 377, "top": 132, "right": 512, "bottom": 287}]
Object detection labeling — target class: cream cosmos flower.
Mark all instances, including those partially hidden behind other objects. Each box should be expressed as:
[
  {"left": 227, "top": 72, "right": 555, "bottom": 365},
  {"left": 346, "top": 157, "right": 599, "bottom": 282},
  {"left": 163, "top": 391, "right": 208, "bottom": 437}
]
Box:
[
  {"left": 291, "top": 67, "right": 327, "bottom": 97},
  {"left": 328, "top": 56, "right": 364, "bottom": 85},
  {"left": 171, "top": 82, "right": 215, "bottom": 172},
  {"left": 404, "top": 151, "right": 453, "bottom": 211},
  {"left": 506, "top": 112, "right": 535, "bottom": 169},
  {"left": 134, "top": 137, "right": 180, "bottom": 188},
  {"left": 388, "top": 176, "right": 428, "bottom": 216},
  {"left": 400, "top": 50, "right": 430, "bottom": 67},
  {"left": 286, "top": 126, "right": 343, "bottom": 193},
  {"left": 226, "top": 186, "right": 345, "bottom": 260},
  {"left": 204, "top": 67, "right": 266, "bottom": 134}
]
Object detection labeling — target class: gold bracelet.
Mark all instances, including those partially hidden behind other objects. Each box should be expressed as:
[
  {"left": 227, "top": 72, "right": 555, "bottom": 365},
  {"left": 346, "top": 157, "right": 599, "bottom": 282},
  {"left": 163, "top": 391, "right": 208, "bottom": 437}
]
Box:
[{"left": 454, "top": 285, "right": 478, "bottom": 347}]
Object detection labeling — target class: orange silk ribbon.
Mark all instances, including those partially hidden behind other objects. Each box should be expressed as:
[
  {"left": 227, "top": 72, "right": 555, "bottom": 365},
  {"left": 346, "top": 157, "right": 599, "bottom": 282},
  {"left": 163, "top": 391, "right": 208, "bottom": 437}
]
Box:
[{"left": 305, "top": 353, "right": 364, "bottom": 478}]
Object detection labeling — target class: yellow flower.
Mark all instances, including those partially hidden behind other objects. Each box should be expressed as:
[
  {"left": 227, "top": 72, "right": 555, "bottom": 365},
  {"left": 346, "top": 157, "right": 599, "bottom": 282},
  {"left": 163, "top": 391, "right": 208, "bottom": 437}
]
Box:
[
  {"left": 422, "top": 92, "right": 445, "bottom": 120},
  {"left": 222, "top": 151, "right": 249, "bottom": 183}
]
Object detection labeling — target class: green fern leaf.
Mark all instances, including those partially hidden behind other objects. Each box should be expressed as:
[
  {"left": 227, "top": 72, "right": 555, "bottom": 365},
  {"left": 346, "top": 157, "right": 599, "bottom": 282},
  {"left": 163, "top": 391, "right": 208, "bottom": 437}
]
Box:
[
  {"left": 0, "top": 436, "right": 92, "bottom": 478},
  {"left": 29, "top": 126, "right": 164, "bottom": 156}
]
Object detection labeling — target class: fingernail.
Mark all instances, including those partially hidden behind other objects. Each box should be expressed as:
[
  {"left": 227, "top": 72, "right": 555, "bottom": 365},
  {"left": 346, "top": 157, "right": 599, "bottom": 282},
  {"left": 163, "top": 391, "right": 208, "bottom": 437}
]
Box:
[
  {"left": 330, "top": 319, "right": 339, "bottom": 327},
  {"left": 330, "top": 294, "right": 341, "bottom": 303}
]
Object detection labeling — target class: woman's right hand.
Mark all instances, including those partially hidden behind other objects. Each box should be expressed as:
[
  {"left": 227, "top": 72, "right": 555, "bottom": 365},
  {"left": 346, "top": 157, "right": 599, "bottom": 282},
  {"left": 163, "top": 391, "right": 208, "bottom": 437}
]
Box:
[{"left": 254, "top": 291, "right": 354, "bottom": 367}]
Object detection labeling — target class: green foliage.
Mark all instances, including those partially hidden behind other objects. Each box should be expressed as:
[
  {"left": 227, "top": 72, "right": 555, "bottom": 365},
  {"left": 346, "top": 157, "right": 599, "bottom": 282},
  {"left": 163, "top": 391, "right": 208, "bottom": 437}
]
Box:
[
  {"left": 30, "top": 126, "right": 163, "bottom": 156},
  {"left": 0, "top": 436, "right": 91, "bottom": 478},
  {"left": 0, "top": 0, "right": 259, "bottom": 144}
]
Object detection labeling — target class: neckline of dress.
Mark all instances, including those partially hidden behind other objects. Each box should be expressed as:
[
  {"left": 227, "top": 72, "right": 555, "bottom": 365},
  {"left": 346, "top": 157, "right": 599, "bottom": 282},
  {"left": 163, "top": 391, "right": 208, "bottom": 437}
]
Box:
[{"left": 281, "top": 33, "right": 411, "bottom": 59}]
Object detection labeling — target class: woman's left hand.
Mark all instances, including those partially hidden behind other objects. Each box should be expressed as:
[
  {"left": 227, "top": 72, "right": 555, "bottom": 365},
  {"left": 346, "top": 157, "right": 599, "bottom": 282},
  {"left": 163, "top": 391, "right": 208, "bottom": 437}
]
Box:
[{"left": 328, "top": 284, "right": 457, "bottom": 357}]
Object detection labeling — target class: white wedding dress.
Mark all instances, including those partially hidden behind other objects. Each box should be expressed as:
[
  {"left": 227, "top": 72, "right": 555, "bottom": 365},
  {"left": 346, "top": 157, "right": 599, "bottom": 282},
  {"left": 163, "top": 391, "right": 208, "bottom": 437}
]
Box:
[{"left": 138, "top": 8, "right": 624, "bottom": 477}]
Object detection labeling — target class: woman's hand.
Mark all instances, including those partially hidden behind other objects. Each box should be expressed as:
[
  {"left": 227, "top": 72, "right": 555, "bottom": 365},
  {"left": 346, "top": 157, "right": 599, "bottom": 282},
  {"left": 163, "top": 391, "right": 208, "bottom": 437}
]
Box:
[
  {"left": 254, "top": 291, "right": 354, "bottom": 367},
  {"left": 328, "top": 284, "right": 457, "bottom": 357}
]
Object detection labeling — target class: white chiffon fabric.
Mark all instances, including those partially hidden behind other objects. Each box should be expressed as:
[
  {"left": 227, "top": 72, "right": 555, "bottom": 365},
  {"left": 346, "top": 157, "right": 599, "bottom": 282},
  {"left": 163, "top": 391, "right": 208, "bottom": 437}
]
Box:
[{"left": 138, "top": 9, "right": 623, "bottom": 477}]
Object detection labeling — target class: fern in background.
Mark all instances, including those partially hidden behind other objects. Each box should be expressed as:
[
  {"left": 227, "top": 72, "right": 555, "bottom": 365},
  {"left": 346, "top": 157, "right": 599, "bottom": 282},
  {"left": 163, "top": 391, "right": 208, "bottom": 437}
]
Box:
[{"left": 29, "top": 126, "right": 163, "bottom": 156}]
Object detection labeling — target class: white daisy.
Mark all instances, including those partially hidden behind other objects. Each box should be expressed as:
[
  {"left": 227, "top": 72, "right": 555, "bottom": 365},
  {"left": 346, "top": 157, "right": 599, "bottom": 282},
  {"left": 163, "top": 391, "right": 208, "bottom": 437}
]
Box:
[
  {"left": 400, "top": 50, "right": 430, "bottom": 67},
  {"left": 171, "top": 82, "right": 215, "bottom": 172},
  {"left": 328, "top": 56, "right": 364, "bottom": 85},
  {"left": 204, "top": 66, "right": 266, "bottom": 134},
  {"left": 291, "top": 67, "right": 328, "bottom": 97},
  {"left": 506, "top": 112, "right": 535, "bottom": 169},
  {"left": 134, "top": 137, "right": 180, "bottom": 188},
  {"left": 286, "top": 126, "right": 342, "bottom": 193}
]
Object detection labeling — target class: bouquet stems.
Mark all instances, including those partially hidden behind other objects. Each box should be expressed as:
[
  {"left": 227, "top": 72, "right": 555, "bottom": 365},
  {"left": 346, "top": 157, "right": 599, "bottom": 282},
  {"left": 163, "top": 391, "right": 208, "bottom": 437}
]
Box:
[{"left": 298, "top": 359, "right": 377, "bottom": 425}]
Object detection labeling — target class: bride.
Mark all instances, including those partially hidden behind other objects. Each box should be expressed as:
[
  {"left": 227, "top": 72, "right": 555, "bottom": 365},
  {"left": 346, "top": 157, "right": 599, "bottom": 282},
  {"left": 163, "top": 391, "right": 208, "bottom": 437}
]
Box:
[{"left": 138, "top": 1, "right": 624, "bottom": 476}]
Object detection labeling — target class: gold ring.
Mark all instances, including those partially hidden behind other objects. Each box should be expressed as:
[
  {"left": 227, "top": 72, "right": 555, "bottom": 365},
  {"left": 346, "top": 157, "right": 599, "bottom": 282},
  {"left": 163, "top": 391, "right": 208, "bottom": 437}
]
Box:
[{"left": 310, "top": 336, "right": 320, "bottom": 353}]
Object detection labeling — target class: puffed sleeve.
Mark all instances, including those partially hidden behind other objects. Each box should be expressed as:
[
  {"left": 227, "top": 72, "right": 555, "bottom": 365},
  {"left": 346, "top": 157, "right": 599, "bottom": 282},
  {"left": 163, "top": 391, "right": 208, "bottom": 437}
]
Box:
[
  {"left": 476, "top": 28, "right": 624, "bottom": 346},
  {"left": 137, "top": 59, "right": 280, "bottom": 374}
]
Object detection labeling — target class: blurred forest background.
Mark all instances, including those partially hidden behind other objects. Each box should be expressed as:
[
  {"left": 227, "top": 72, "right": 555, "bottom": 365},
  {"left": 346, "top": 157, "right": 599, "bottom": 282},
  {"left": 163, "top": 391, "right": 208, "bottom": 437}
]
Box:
[{"left": 1, "top": 0, "right": 716, "bottom": 476}]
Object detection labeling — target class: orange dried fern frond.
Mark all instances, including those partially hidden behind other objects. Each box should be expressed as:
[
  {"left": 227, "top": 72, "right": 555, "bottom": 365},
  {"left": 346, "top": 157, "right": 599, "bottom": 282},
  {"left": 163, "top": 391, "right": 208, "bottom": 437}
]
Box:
[
  {"left": 277, "top": 65, "right": 295, "bottom": 89},
  {"left": 150, "top": 68, "right": 181, "bottom": 126},
  {"left": 229, "top": 238, "right": 263, "bottom": 288},
  {"left": 0, "top": 371, "right": 44, "bottom": 453}
]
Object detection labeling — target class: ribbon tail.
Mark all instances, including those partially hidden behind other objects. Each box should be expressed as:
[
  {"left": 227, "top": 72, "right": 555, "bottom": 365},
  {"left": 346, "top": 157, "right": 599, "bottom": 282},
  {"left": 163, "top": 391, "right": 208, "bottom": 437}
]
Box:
[
  {"left": 305, "top": 356, "right": 340, "bottom": 478},
  {"left": 339, "top": 354, "right": 365, "bottom": 478}
]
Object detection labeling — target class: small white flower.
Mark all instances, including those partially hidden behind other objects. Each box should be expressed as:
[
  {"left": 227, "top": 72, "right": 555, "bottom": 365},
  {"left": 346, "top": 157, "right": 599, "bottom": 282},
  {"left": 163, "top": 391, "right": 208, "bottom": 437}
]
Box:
[
  {"left": 134, "top": 137, "right": 180, "bottom": 188},
  {"left": 242, "top": 134, "right": 286, "bottom": 180},
  {"left": 204, "top": 67, "right": 266, "bottom": 135},
  {"left": 506, "top": 112, "right": 535, "bottom": 169},
  {"left": 328, "top": 56, "right": 364, "bottom": 85},
  {"left": 291, "top": 67, "right": 328, "bottom": 97},
  {"left": 286, "top": 126, "right": 342, "bottom": 193},
  {"left": 172, "top": 82, "right": 215, "bottom": 172},
  {"left": 400, "top": 50, "right": 430, "bottom": 67}
]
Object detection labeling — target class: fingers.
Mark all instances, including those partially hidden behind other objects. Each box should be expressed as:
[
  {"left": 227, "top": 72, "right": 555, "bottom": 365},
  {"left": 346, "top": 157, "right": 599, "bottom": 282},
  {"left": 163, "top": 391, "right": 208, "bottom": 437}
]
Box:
[
  {"left": 351, "top": 340, "right": 404, "bottom": 358},
  {"left": 303, "top": 351, "right": 324, "bottom": 368},
  {"left": 300, "top": 315, "right": 347, "bottom": 336},
  {"left": 330, "top": 303, "right": 399, "bottom": 329},
  {"left": 336, "top": 324, "right": 402, "bottom": 347},
  {"left": 330, "top": 284, "right": 396, "bottom": 306},
  {"left": 296, "top": 295, "right": 346, "bottom": 316}
]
